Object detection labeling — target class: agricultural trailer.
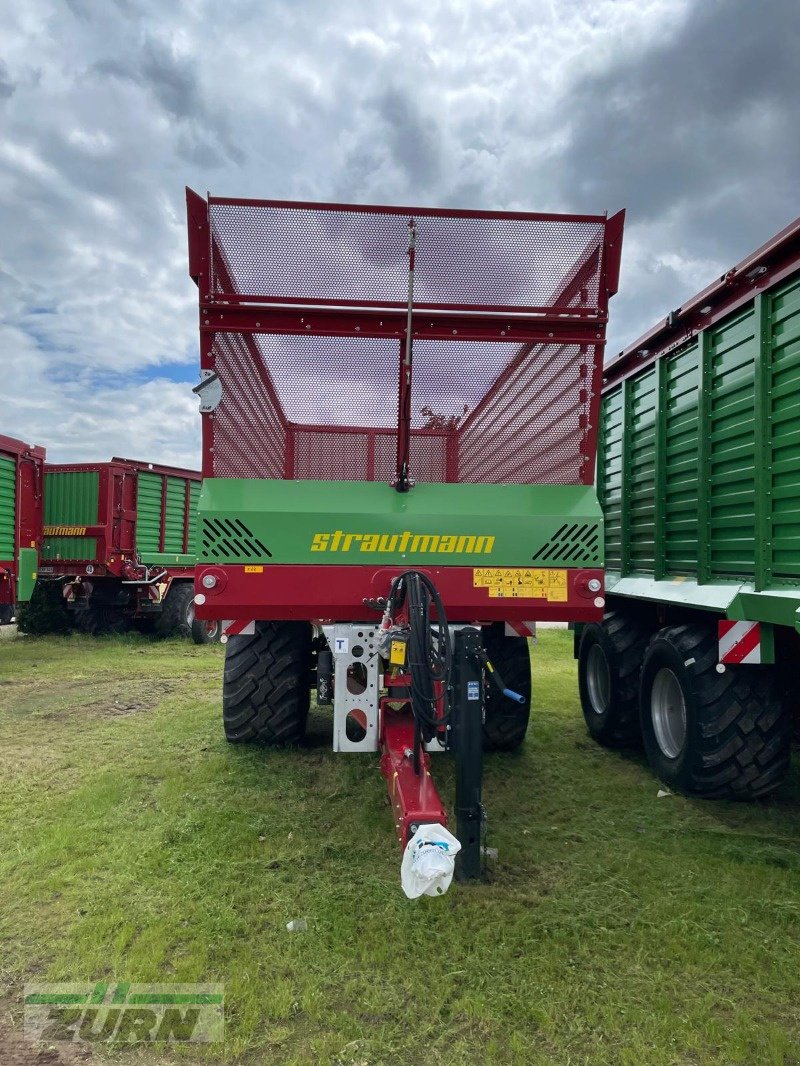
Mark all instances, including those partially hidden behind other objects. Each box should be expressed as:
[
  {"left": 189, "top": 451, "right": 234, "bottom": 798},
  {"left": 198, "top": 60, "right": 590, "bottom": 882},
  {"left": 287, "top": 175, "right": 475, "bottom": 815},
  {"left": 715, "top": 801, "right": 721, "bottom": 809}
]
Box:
[
  {"left": 577, "top": 216, "right": 800, "bottom": 800},
  {"left": 0, "top": 433, "right": 45, "bottom": 624},
  {"left": 38, "top": 457, "right": 220, "bottom": 642},
  {"left": 187, "top": 188, "right": 624, "bottom": 881}
]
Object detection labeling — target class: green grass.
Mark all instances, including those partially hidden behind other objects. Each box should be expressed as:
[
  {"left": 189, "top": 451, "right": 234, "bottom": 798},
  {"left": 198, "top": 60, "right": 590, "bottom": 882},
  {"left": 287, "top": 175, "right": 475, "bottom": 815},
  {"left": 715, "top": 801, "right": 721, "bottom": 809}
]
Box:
[{"left": 1, "top": 629, "right": 799, "bottom": 1065}]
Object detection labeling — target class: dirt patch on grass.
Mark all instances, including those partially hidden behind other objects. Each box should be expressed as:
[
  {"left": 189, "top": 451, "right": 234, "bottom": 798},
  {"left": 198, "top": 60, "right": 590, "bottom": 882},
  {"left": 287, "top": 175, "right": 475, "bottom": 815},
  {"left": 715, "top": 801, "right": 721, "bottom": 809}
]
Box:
[
  {"left": 0, "top": 1023, "right": 92, "bottom": 1065},
  {"left": 83, "top": 681, "right": 175, "bottom": 718}
]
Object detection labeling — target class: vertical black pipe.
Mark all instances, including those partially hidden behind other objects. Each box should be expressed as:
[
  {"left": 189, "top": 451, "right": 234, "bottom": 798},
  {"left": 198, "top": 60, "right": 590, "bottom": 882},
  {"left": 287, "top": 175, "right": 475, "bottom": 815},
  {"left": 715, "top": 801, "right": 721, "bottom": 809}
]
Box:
[{"left": 452, "top": 626, "right": 484, "bottom": 881}]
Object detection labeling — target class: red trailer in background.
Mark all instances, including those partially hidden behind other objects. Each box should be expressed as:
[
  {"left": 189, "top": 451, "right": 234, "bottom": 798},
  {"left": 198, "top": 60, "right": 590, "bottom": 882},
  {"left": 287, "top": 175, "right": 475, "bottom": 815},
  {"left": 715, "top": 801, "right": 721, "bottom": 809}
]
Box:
[
  {"left": 0, "top": 433, "right": 45, "bottom": 624},
  {"left": 38, "top": 457, "right": 219, "bottom": 643}
]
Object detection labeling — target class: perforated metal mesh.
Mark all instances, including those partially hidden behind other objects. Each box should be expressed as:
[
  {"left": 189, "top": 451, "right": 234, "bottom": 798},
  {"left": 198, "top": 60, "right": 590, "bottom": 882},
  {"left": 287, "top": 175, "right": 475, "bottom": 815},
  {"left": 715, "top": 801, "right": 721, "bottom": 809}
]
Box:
[
  {"left": 209, "top": 201, "right": 605, "bottom": 311},
  {"left": 210, "top": 333, "right": 597, "bottom": 484},
  {"left": 204, "top": 196, "right": 608, "bottom": 485}
]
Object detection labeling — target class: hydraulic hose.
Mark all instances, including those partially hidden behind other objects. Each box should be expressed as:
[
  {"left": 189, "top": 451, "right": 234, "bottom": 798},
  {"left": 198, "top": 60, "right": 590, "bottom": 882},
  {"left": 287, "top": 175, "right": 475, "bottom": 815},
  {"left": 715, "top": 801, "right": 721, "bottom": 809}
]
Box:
[{"left": 387, "top": 570, "right": 453, "bottom": 745}]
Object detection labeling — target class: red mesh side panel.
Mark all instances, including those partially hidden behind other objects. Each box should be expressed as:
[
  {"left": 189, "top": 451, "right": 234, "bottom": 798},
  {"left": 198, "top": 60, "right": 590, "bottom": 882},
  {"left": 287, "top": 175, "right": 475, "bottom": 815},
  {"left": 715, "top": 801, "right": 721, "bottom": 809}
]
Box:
[
  {"left": 253, "top": 334, "right": 398, "bottom": 427},
  {"left": 457, "top": 342, "right": 596, "bottom": 484},
  {"left": 212, "top": 333, "right": 287, "bottom": 477},
  {"left": 209, "top": 201, "right": 605, "bottom": 312},
  {"left": 211, "top": 331, "right": 595, "bottom": 483}
]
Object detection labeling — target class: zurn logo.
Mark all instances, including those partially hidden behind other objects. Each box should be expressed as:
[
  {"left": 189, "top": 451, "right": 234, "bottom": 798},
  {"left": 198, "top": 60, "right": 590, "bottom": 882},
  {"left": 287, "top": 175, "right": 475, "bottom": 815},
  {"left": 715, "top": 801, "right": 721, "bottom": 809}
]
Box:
[{"left": 24, "top": 982, "right": 224, "bottom": 1044}]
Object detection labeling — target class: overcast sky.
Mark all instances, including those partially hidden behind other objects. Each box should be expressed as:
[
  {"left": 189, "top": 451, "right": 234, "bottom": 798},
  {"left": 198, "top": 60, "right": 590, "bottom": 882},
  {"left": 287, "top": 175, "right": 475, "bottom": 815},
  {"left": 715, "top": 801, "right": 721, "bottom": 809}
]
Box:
[{"left": 3, "top": 0, "right": 799, "bottom": 468}]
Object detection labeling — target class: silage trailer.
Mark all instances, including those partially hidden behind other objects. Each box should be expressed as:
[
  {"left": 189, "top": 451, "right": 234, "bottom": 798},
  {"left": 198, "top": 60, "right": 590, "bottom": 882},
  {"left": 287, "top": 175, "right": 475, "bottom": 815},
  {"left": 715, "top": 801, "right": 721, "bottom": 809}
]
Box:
[
  {"left": 0, "top": 433, "right": 45, "bottom": 624},
  {"left": 187, "top": 188, "right": 624, "bottom": 882},
  {"left": 577, "top": 216, "right": 800, "bottom": 800},
  {"left": 38, "top": 457, "right": 220, "bottom": 642}
]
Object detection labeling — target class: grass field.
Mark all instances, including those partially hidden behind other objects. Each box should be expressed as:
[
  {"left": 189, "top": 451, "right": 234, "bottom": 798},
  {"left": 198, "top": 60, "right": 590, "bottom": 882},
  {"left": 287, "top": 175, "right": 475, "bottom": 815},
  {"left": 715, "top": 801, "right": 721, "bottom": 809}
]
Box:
[{"left": 1, "top": 628, "right": 799, "bottom": 1065}]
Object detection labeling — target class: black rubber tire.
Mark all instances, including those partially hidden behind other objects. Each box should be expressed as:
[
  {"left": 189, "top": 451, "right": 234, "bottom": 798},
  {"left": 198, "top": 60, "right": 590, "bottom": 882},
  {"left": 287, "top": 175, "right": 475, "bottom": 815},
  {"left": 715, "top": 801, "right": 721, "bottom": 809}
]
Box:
[
  {"left": 155, "top": 582, "right": 195, "bottom": 639},
  {"left": 223, "top": 621, "right": 312, "bottom": 744},
  {"left": 639, "top": 624, "right": 791, "bottom": 800},
  {"left": 481, "top": 624, "right": 531, "bottom": 751},
  {"left": 0, "top": 604, "right": 13, "bottom": 625},
  {"left": 73, "top": 601, "right": 128, "bottom": 636},
  {"left": 578, "top": 611, "right": 650, "bottom": 748},
  {"left": 192, "top": 615, "right": 222, "bottom": 645}
]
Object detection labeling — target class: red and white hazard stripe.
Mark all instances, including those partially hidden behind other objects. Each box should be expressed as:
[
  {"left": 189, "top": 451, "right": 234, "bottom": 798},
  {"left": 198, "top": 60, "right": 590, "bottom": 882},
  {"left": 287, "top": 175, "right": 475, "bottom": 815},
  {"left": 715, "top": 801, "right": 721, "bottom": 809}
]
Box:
[
  {"left": 718, "top": 620, "right": 762, "bottom": 664},
  {"left": 221, "top": 619, "right": 256, "bottom": 644},
  {"left": 505, "top": 621, "right": 536, "bottom": 638}
]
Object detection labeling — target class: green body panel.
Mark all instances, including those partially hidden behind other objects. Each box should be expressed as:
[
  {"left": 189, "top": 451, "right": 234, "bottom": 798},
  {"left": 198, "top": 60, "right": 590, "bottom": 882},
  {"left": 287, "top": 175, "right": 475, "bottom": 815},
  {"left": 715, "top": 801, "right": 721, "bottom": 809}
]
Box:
[
  {"left": 0, "top": 455, "right": 14, "bottom": 560},
  {"left": 134, "top": 473, "right": 162, "bottom": 555},
  {"left": 42, "top": 471, "right": 98, "bottom": 560},
  {"left": 17, "top": 547, "right": 37, "bottom": 601},
  {"left": 601, "top": 270, "right": 800, "bottom": 631},
  {"left": 164, "top": 478, "right": 187, "bottom": 554},
  {"left": 198, "top": 480, "right": 603, "bottom": 568},
  {"left": 187, "top": 481, "right": 201, "bottom": 558},
  {"left": 135, "top": 474, "right": 195, "bottom": 567}
]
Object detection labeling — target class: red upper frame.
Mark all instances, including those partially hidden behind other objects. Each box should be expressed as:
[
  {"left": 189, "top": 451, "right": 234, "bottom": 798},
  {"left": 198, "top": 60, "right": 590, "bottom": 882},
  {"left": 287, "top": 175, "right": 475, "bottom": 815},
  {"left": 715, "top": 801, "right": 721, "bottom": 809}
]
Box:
[{"left": 187, "top": 189, "right": 625, "bottom": 484}]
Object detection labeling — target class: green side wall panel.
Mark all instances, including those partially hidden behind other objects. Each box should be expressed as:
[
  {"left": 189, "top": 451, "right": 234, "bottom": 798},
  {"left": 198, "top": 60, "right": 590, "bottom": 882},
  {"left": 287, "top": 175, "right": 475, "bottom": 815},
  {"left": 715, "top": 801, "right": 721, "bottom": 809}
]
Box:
[
  {"left": 17, "top": 546, "right": 37, "bottom": 601},
  {"left": 135, "top": 473, "right": 162, "bottom": 555},
  {"left": 164, "top": 477, "right": 187, "bottom": 553},
  {"left": 187, "top": 480, "right": 201, "bottom": 558},
  {"left": 42, "top": 471, "right": 98, "bottom": 561},
  {"left": 0, "top": 455, "right": 15, "bottom": 560},
  {"left": 600, "top": 266, "right": 800, "bottom": 629}
]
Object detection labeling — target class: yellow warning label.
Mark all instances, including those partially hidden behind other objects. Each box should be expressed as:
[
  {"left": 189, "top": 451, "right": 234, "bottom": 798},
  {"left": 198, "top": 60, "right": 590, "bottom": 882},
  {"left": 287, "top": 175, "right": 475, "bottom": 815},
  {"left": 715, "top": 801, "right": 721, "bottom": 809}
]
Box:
[
  {"left": 390, "top": 640, "right": 406, "bottom": 666},
  {"left": 474, "top": 568, "right": 568, "bottom": 602},
  {"left": 244, "top": 565, "right": 264, "bottom": 573}
]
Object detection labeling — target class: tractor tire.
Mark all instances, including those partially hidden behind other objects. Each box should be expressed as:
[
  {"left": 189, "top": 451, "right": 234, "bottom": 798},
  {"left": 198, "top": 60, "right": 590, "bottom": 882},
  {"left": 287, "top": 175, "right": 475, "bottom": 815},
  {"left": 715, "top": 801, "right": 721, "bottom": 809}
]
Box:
[
  {"left": 481, "top": 623, "right": 531, "bottom": 751},
  {"left": 73, "top": 601, "right": 128, "bottom": 636},
  {"left": 155, "top": 582, "right": 195, "bottom": 639},
  {"left": 223, "top": 621, "right": 312, "bottom": 745},
  {"left": 578, "top": 611, "right": 650, "bottom": 748},
  {"left": 639, "top": 624, "right": 791, "bottom": 800},
  {"left": 191, "top": 615, "right": 222, "bottom": 645},
  {"left": 0, "top": 604, "right": 13, "bottom": 625}
]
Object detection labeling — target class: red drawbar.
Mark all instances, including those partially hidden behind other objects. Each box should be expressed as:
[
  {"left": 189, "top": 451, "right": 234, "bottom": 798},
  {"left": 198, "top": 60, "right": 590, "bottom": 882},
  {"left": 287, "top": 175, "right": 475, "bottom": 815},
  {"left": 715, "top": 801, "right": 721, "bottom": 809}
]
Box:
[{"left": 380, "top": 708, "right": 448, "bottom": 848}]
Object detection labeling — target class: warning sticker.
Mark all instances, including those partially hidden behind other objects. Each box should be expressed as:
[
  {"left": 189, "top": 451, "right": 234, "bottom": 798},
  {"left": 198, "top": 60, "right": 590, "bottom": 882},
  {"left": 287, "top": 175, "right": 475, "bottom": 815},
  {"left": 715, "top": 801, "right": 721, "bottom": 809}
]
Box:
[
  {"left": 244, "top": 565, "right": 264, "bottom": 573},
  {"left": 473, "top": 568, "right": 568, "bottom": 602}
]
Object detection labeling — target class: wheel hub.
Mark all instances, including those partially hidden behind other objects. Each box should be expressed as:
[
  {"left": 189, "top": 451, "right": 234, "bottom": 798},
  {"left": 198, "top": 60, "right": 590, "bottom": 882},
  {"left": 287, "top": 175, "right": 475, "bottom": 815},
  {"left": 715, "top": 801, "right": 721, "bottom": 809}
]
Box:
[
  {"left": 651, "top": 667, "right": 687, "bottom": 759},
  {"left": 586, "top": 643, "right": 610, "bottom": 714}
]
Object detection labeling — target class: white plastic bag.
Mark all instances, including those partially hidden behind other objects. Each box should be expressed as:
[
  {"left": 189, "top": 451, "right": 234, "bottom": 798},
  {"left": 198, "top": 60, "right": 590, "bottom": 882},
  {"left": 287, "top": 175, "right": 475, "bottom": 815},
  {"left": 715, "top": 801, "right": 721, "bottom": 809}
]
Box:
[{"left": 400, "top": 823, "right": 461, "bottom": 898}]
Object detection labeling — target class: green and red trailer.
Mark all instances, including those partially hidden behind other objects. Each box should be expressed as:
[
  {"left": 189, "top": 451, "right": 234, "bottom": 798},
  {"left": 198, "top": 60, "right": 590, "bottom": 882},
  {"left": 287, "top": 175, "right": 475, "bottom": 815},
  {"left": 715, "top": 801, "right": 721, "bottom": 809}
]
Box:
[
  {"left": 187, "top": 189, "right": 624, "bottom": 881},
  {"left": 38, "top": 457, "right": 220, "bottom": 642},
  {"left": 0, "top": 432, "right": 45, "bottom": 624},
  {"left": 576, "top": 215, "right": 800, "bottom": 799}
]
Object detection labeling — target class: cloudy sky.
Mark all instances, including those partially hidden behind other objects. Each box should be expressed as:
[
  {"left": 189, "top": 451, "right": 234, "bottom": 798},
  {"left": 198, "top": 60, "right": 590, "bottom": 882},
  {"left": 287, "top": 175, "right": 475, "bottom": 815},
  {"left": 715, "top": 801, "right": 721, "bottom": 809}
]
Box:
[{"left": 3, "top": 0, "right": 799, "bottom": 468}]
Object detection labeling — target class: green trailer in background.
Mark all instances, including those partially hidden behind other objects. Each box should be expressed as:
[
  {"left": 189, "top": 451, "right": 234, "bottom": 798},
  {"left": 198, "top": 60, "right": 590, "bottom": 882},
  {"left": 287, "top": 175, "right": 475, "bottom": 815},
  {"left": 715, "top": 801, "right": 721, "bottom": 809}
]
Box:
[
  {"left": 38, "top": 457, "right": 219, "bottom": 643},
  {"left": 577, "top": 217, "right": 800, "bottom": 799},
  {"left": 0, "top": 433, "right": 45, "bottom": 623}
]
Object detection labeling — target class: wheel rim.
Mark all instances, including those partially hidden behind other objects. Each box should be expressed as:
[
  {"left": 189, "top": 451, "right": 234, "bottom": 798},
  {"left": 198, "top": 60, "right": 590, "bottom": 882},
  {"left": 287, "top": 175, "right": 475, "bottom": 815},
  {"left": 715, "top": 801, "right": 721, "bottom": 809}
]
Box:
[
  {"left": 651, "top": 667, "right": 687, "bottom": 759},
  {"left": 586, "top": 643, "right": 610, "bottom": 714},
  {"left": 206, "top": 620, "right": 219, "bottom": 638}
]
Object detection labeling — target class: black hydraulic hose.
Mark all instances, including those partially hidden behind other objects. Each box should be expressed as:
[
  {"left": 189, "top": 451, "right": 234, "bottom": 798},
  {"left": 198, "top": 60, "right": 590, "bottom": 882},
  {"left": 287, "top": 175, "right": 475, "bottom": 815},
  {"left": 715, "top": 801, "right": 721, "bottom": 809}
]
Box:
[{"left": 387, "top": 570, "right": 453, "bottom": 744}]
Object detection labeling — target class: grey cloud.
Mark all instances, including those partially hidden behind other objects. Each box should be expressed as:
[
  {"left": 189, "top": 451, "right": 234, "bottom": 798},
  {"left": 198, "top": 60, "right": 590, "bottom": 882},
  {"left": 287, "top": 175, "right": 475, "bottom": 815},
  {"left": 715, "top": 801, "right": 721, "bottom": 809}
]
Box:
[
  {"left": 0, "top": 59, "right": 15, "bottom": 99},
  {"left": 376, "top": 85, "right": 443, "bottom": 189},
  {"left": 557, "top": 0, "right": 800, "bottom": 233},
  {"left": 93, "top": 35, "right": 244, "bottom": 166}
]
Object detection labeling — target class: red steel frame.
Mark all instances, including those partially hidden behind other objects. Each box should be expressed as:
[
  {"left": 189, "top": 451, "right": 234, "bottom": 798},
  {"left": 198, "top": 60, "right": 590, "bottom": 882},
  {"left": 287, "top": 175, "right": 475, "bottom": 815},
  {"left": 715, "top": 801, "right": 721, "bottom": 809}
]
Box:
[
  {"left": 197, "top": 563, "right": 606, "bottom": 624},
  {"left": 0, "top": 433, "right": 45, "bottom": 608},
  {"left": 187, "top": 188, "right": 625, "bottom": 482}
]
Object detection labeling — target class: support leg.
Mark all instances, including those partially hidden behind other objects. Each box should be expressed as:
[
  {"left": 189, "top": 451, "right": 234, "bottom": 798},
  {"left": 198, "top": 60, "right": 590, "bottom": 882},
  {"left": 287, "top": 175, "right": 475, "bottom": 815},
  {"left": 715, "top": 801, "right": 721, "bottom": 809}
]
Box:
[{"left": 452, "top": 626, "right": 485, "bottom": 881}]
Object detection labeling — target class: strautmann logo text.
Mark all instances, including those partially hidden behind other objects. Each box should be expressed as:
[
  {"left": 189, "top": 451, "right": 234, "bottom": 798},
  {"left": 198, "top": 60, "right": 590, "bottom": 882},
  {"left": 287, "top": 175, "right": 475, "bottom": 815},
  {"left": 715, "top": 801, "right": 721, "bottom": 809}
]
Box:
[{"left": 310, "top": 531, "right": 496, "bottom": 555}]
